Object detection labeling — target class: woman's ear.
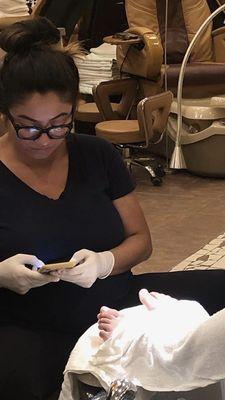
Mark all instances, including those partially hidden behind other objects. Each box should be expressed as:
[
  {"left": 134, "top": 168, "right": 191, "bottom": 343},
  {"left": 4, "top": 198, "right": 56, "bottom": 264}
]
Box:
[{"left": 0, "top": 48, "right": 6, "bottom": 62}]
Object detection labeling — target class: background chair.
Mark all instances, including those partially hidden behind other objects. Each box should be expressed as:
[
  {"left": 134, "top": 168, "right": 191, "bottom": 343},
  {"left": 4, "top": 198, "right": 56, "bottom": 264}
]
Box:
[
  {"left": 98, "top": 0, "right": 225, "bottom": 177},
  {"left": 95, "top": 91, "right": 173, "bottom": 186},
  {"left": 74, "top": 0, "right": 225, "bottom": 135},
  {"left": 115, "top": 0, "right": 225, "bottom": 98},
  {"left": 92, "top": 77, "right": 138, "bottom": 120},
  {"left": 75, "top": 78, "right": 138, "bottom": 134},
  {"left": 75, "top": 24, "right": 163, "bottom": 133}
]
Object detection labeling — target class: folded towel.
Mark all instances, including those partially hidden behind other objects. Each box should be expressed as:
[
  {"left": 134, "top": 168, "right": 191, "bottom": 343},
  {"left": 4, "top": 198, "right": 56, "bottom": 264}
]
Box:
[
  {"left": 77, "top": 56, "right": 120, "bottom": 94},
  {"left": 77, "top": 66, "right": 114, "bottom": 72},
  {"left": 59, "top": 298, "right": 222, "bottom": 400},
  {"left": 90, "top": 43, "right": 117, "bottom": 58},
  {"left": 76, "top": 59, "right": 117, "bottom": 68},
  {"left": 79, "top": 76, "right": 120, "bottom": 94},
  {"left": 85, "top": 53, "right": 116, "bottom": 62},
  {"left": 74, "top": 44, "right": 119, "bottom": 95}
]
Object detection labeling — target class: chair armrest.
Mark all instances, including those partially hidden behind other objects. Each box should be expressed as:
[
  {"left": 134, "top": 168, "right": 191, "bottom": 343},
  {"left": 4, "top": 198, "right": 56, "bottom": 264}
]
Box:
[
  {"left": 212, "top": 27, "right": 225, "bottom": 62},
  {"left": 117, "top": 27, "right": 163, "bottom": 80},
  {"left": 93, "top": 78, "right": 138, "bottom": 120}
]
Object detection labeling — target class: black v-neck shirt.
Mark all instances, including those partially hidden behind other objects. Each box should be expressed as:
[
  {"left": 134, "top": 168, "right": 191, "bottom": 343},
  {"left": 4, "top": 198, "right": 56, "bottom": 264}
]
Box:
[{"left": 0, "top": 134, "right": 135, "bottom": 334}]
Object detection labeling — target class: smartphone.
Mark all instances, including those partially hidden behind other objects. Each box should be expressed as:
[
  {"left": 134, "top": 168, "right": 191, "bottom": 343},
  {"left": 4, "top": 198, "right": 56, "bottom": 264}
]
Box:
[
  {"left": 113, "top": 32, "right": 140, "bottom": 41},
  {"left": 38, "top": 260, "right": 76, "bottom": 274}
]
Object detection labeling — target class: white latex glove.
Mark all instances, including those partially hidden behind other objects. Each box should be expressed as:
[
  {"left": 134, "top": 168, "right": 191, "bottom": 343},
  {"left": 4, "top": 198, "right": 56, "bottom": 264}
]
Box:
[
  {"left": 0, "top": 254, "right": 60, "bottom": 295},
  {"left": 59, "top": 249, "right": 115, "bottom": 288}
]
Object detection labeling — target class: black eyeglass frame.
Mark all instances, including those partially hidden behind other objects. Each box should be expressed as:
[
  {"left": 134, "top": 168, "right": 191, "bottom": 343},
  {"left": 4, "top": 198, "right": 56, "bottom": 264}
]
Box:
[{"left": 6, "top": 108, "right": 74, "bottom": 141}]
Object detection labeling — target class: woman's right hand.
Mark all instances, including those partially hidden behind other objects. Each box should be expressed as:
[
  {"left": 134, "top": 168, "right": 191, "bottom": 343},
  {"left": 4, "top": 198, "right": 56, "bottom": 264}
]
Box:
[{"left": 0, "top": 254, "right": 60, "bottom": 294}]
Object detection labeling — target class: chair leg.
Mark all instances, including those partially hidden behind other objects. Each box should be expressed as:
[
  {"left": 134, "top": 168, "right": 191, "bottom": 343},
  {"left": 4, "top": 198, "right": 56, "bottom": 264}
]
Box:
[
  {"left": 130, "top": 160, "right": 163, "bottom": 186},
  {"left": 125, "top": 160, "right": 132, "bottom": 174},
  {"left": 119, "top": 146, "right": 163, "bottom": 186}
]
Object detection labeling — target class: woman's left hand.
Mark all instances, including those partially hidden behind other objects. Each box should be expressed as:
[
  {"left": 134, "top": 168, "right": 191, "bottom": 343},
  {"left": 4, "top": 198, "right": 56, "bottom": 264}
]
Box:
[{"left": 57, "top": 249, "right": 114, "bottom": 288}]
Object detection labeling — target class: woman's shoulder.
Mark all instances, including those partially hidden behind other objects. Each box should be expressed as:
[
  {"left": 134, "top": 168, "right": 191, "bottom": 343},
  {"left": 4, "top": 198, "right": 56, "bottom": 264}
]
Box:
[{"left": 69, "top": 133, "right": 135, "bottom": 197}]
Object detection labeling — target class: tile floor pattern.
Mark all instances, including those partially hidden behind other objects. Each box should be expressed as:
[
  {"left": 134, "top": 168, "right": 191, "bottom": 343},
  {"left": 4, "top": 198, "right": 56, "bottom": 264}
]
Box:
[
  {"left": 172, "top": 232, "right": 225, "bottom": 271},
  {"left": 131, "top": 168, "right": 225, "bottom": 274}
]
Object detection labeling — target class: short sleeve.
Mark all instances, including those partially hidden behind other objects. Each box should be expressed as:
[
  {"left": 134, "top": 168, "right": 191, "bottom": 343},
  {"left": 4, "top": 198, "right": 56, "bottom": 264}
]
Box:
[
  {"left": 103, "top": 140, "right": 136, "bottom": 200},
  {"left": 70, "top": 134, "right": 136, "bottom": 200}
]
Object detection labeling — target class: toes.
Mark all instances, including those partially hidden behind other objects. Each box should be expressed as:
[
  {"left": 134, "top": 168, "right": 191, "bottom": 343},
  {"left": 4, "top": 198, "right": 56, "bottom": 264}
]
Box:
[
  {"left": 139, "top": 288, "right": 159, "bottom": 310},
  {"left": 98, "top": 319, "right": 114, "bottom": 332},
  {"left": 149, "top": 291, "right": 160, "bottom": 299},
  {"left": 99, "top": 330, "right": 111, "bottom": 341},
  {"left": 151, "top": 292, "right": 175, "bottom": 304},
  {"left": 100, "top": 306, "right": 109, "bottom": 313},
  {"left": 139, "top": 288, "right": 150, "bottom": 296},
  {"left": 98, "top": 306, "right": 119, "bottom": 320},
  {"left": 139, "top": 290, "right": 177, "bottom": 312},
  {"left": 97, "top": 307, "right": 122, "bottom": 341}
]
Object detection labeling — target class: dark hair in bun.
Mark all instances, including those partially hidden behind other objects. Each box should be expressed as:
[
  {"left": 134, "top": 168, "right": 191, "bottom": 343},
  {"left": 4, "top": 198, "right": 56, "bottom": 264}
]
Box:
[
  {"left": 0, "top": 17, "right": 60, "bottom": 54},
  {"left": 0, "top": 17, "right": 79, "bottom": 113}
]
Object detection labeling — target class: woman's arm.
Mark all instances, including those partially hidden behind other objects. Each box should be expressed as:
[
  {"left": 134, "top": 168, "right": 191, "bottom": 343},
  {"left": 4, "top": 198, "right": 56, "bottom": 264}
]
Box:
[
  {"left": 59, "top": 190, "right": 152, "bottom": 288},
  {"left": 110, "top": 191, "right": 152, "bottom": 275},
  {"left": 59, "top": 192, "right": 152, "bottom": 288}
]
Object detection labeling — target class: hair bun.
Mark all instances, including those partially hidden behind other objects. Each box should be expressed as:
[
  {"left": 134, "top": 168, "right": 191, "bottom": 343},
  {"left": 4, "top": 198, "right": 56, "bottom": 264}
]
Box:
[{"left": 0, "top": 17, "right": 60, "bottom": 54}]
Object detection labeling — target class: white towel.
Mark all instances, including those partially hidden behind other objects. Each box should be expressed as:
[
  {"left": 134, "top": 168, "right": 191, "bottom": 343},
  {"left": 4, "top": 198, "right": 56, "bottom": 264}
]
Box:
[
  {"left": 85, "top": 53, "right": 116, "bottom": 62},
  {"left": 76, "top": 59, "right": 116, "bottom": 68},
  {"left": 79, "top": 76, "right": 121, "bottom": 95},
  {"left": 59, "top": 298, "right": 224, "bottom": 400},
  {"left": 74, "top": 43, "right": 119, "bottom": 95},
  {"left": 77, "top": 57, "right": 120, "bottom": 94},
  {"left": 90, "top": 43, "right": 117, "bottom": 58}
]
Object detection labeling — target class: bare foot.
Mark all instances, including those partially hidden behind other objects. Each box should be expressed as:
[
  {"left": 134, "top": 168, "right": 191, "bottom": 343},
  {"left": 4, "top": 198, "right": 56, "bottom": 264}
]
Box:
[
  {"left": 97, "top": 306, "right": 121, "bottom": 341},
  {"left": 139, "top": 289, "right": 178, "bottom": 312},
  {"left": 138, "top": 289, "right": 161, "bottom": 311}
]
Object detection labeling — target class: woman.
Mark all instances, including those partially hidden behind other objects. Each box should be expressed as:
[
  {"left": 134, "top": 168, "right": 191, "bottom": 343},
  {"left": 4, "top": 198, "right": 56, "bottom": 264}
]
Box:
[{"left": 0, "top": 17, "right": 151, "bottom": 399}]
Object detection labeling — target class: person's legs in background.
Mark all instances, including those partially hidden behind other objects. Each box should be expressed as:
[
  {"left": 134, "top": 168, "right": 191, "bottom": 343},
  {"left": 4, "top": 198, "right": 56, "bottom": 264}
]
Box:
[{"left": 37, "top": 0, "right": 93, "bottom": 42}]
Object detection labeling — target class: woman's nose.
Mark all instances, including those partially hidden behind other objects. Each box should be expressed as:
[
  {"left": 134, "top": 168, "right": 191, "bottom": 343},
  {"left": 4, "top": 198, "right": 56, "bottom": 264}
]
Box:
[{"left": 35, "top": 132, "right": 51, "bottom": 145}]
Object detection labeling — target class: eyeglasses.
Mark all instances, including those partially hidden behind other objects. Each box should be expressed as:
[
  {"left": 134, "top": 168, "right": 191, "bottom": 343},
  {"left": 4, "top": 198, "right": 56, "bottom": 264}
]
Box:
[{"left": 7, "top": 108, "right": 74, "bottom": 141}]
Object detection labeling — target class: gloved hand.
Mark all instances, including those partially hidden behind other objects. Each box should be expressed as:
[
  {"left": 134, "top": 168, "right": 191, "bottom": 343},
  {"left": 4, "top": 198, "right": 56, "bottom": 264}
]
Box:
[
  {"left": 59, "top": 249, "right": 115, "bottom": 288},
  {"left": 0, "top": 254, "right": 60, "bottom": 294}
]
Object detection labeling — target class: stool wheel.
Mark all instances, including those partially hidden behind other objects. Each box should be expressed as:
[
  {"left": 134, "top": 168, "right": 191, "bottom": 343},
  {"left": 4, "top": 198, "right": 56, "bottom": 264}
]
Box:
[{"left": 151, "top": 176, "right": 162, "bottom": 186}]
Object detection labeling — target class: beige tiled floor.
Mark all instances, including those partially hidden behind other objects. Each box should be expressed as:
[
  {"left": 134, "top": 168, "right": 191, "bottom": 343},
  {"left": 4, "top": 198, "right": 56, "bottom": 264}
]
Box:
[{"left": 132, "top": 168, "right": 225, "bottom": 275}]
